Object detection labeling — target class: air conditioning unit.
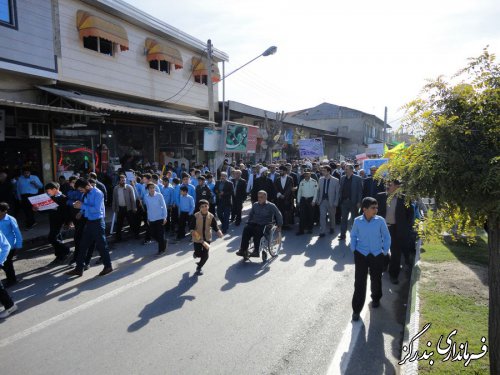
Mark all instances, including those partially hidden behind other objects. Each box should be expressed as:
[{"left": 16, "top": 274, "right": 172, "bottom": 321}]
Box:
[{"left": 28, "top": 122, "right": 50, "bottom": 139}]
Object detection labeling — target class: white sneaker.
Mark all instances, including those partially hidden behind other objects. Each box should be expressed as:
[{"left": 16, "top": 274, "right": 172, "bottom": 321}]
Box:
[{"left": 0, "top": 304, "right": 18, "bottom": 318}]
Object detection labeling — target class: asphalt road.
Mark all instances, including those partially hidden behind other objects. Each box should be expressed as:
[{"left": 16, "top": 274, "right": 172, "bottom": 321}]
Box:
[{"left": 0, "top": 212, "right": 407, "bottom": 375}]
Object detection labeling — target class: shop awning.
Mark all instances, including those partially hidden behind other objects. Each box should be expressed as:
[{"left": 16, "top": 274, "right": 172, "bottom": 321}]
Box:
[
  {"left": 38, "top": 86, "right": 215, "bottom": 125},
  {"left": 145, "top": 38, "right": 183, "bottom": 69},
  {"left": 192, "top": 57, "right": 221, "bottom": 82},
  {"left": 0, "top": 98, "right": 107, "bottom": 117},
  {"left": 76, "top": 10, "right": 129, "bottom": 51}
]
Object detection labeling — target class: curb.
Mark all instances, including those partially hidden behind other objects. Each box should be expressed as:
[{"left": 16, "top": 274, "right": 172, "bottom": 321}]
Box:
[{"left": 400, "top": 239, "right": 422, "bottom": 375}]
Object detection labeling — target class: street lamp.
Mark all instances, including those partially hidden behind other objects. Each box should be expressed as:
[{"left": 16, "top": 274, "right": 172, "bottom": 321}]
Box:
[
  {"left": 220, "top": 45, "right": 277, "bottom": 125},
  {"left": 208, "top": 43, "right": 277, "bottom": 173}
]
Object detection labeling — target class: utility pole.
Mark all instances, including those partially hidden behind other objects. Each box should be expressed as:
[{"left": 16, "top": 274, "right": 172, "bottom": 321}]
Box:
[
  {"left": 383, "top": 106, "right": 387, "bottom": 151},
  {"left": 207, "top": 39, "right": 214, "bottom": 122}
]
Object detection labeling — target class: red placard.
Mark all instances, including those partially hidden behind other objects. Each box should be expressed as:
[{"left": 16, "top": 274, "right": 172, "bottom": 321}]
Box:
[{"left": 247, "top": 126, "right": 258, "bottom": 154}]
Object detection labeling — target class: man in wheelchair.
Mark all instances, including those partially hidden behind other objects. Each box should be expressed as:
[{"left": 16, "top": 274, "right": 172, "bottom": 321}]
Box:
[{"left": 236, "top": 190, "right": 283, "bottom": 258}]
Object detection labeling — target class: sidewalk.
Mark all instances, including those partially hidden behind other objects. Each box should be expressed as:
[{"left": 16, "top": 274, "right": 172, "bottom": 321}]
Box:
[{"left": 16, "top": 209, "right": 115, "bottom": 247}]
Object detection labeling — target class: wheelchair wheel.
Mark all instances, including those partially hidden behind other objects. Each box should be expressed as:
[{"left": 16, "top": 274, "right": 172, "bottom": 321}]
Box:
[
  {"left": 261, "top": 251, "right": 267, "bottom": 262},
  {"left": 268, "top": 230, "right": 282, "bottom": 257}
]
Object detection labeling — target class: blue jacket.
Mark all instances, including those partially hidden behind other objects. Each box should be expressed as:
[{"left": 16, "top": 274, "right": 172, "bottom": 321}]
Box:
[
  {"left": 17, "top": 175, "right": 43, "bottom": 198},
  {"left": 175, "top": 183, "right": 196, "bottom": 205},
  {"left": 143, "top": 192, "right": 168, "bottom": 221},
  {"left": 178, "top": 194, "right": 195, "bottom": 215},
  {"left": 0, "top": 214, "right": 23, "bottom": 249},
  {"left": 160, "top": 185, "right": 175, "bottom": 207},
  {"left": 350, "top": 214, "right": 391, "bottom": 256},
  {"left": 0, "top": 231, "right": 11, "bottom": 266},
  {"left": 81, "top": 187, "right": 105, "bottom": 220},
  {"left": 66, "top": 188, "right": 84, "bottom": 206}
]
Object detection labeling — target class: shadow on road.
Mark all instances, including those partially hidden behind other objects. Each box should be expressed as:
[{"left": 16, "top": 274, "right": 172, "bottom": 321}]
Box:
[
  {"left": 220, "top": 260, "right": 270, "bottom": 291},
  {"left": 331, "top": 242, "right": 354, "bottom": 272},
  {"left": 127, "top": 272, "right": 197, "bottom": 332},
  {"left": 342, "top": 270, "right": 410, "bottom": 375}
]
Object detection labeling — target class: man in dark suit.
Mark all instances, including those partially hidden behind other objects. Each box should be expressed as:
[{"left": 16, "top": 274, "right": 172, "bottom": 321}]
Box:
[
  {"left": 231, "top": 170, "right": 247, "bottom": 226},
  {"left": 239, "top": 163, "right": 249, "bottom": 183},
  {"left": 362, "top": 165, "right": 385, "bottom": 199},
  {"left": 274, "top": 165, "right": 294, "bottom": 229},
  {"left": 376, "top": 180, "right": 415, "bottom": 285},
  {"left": 214, "top": 172, "right": 234, "bottom": 233},
  {"left": 251, "top": 168, "right": 276, "bottom": 203},
  {"left": 338, "top": 164, "right": 363, "bottom": 240}
]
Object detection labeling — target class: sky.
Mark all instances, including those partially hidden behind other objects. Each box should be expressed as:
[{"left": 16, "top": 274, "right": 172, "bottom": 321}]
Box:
[{"left": 126, "top": 0, "right": 500, "bottom": 128}]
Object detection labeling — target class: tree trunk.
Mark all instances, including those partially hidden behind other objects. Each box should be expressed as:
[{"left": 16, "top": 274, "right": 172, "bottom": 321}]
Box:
[{"left": 489, "top": 211, "right": 500, "bottom": 374}]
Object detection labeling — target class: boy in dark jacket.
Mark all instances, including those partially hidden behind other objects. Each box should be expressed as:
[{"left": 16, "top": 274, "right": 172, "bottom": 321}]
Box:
[{"left": 36, "top": 182, "right": 70, "bottom": 264}]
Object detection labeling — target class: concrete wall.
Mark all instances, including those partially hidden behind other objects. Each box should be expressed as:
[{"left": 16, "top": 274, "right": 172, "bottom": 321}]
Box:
[
  {"left": 0, "top": 0, "right": 57, "bottom": 78},
  {"left": 57, "top": 0, "right": 218, "bottom": 111}
]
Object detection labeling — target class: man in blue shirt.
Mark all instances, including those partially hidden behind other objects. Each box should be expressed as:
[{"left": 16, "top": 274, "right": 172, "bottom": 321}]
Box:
[
  {"left": 177, "top": 186, "right": 195, "bottom": 240},
  {"left": 160, "top": 177, "right": 174, "bottom": 234},
  {"left": 140, "top": 173, "right": 160, "bottom": 245},
  {"left": 66, "top": 178, "right": 112, "bottom": 277},
  {"left": 0, "top": 231, "right": 18, "bottom": 318},
  {"left": 16, "top": 167, "right": 43, "bottom": 229},
  {"left": 143, "top": 183, "right": 168, "bottom": 255},
  {"left": 350, "top": 196, "right": 391, "bottom": 321},
  {"left": 0, "top": 202, "right": 23, "bottom": 287}
]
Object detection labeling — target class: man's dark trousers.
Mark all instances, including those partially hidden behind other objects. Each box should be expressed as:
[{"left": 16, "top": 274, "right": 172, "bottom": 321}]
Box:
[
  {"left": 75, "top": 219, "right": 111, "bottom": 272},
  {"left": 20, "top": 194, "right": 36, "bottom": 227},
  {"left": 388, "top": 225, "right": 410, "bottom": 280},
  {"left": 299, "top": 197, "right": 314, "bottom": 232},
  {"left": 352, "top": 251, "right": 385, "bottom": 314},
  {"left": 48, "top": 219, "right": 70, "bottom": 259},
  {"left": 177, "top": 212, "right": 190, "bottom": 239},
  {"left": 231, "top": 199, "right": 243, "bottom": 225},
  {"left": 115, "top": 207, "right": 136, "bottom": 240},
  {"left": 0, "top": 280, "right": 14, "bottom": 309},
  {"left": 217, "top": 204, "right": 231, "bottom": 232},
  {"left": 149, "top": 219, "right": 166, "bottom": 253},
  {"left": 1, "top": 249, "right": 17, "bottom": 282},
  {"left": 240, "top": 223, "right": 265, "bottom": 253}
]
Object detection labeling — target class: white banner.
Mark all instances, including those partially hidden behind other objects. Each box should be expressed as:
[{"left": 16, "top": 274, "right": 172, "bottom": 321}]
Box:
[
  {"left": 365, "top": 143, "right": 384, "bottom": 155},
  {"left": 298, "top": 138, "right": 324, "bottom": 158},
  {"left": 203, "top": 128, "right": 222, "bottom": 151},
  {"left": 0, "top": 109, "right": 5, "bottom": 142},
  {"left": 28, "top": 194, "right": 58, "bottom": 211}
]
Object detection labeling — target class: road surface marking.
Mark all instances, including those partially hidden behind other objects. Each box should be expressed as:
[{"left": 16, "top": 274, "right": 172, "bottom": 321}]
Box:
[
  {"left": 326, "top": 287, "right": 371, "bottom": 375},
  {"left": 0, "top": 251, "right": 212, "bottom": 348}
]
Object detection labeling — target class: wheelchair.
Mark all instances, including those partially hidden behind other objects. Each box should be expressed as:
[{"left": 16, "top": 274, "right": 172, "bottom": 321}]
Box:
[{"left": 246, "top": 223, "right": 282, "bottom": 262}]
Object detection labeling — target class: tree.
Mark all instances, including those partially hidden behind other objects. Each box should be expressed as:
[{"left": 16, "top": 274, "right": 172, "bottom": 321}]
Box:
[
  {"left": 388, "top": 48, "right": 500, "bottom": 374},
  {"left": 263, "top": 111, "right": 286, "bottom": 162}
]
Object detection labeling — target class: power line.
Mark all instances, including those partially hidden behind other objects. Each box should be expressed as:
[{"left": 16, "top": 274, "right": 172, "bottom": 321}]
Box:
[{"left": 159, "top": 48, "right": 207, "bottom": 103}]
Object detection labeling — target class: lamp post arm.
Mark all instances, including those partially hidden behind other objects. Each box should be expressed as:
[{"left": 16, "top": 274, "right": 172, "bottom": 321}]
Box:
[{"left": 217, "top": 54, "right": 263, "bottom": 83}]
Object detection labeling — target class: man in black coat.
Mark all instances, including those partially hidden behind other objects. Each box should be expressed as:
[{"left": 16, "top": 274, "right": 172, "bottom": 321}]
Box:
[
  {"left": 230, "top": 170, "right": 247, "bottom": 226},
  {"left": 376, "top": 180, "right": 415, "bottom": 285},
  {"left": 251, "top": 168, "right": 276, "bottom": 203},
  {"left": 214, "top": 172, "right": 234, "bottom": 233},
  {"left": 338, "top": 164, "right": 363, "bottom": 240},
  {"left": 195, "top": 176, "right": 213, "bottom": 212},
  {"left": 362, "top": 165, "right": 386, "bottom": 199},
  {"left": 274, "top": 165, "right": 294, "bottom": 228},
  {"left": 239, "top": 163, "right": 250, "bottom": 183}
]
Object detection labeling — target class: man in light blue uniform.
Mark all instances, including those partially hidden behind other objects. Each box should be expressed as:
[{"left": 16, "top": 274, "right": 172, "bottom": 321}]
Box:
[
  {"left": 16, "top": 167, "right": 43, "bottom": 229},
  {"left": 0, "top": 231, "right": 18, "bottom": 318},
  {"left": 160, "top": 177, "right": 175, "bottom": 234},
  {"left": 350, "top": 197, "right": 391, "bottom": 321},
  {"left": 143, "top": 183, "right": 168, "bottom": 255},
  {"left": 66, "top": 178, "right": 113, "bottom": 277},
  {"left": 0, "top": 202, "right": 22, "bottom": 287}
]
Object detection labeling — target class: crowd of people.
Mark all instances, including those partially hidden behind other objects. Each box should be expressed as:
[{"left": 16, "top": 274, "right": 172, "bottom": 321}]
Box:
[{"left": 0, "top": 158, "right": 425, "bottom": 321}]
